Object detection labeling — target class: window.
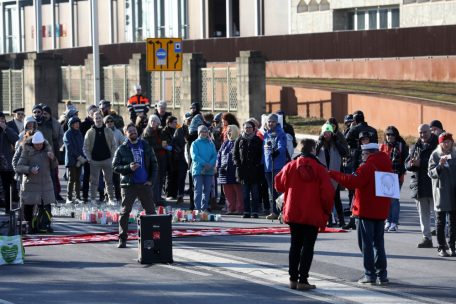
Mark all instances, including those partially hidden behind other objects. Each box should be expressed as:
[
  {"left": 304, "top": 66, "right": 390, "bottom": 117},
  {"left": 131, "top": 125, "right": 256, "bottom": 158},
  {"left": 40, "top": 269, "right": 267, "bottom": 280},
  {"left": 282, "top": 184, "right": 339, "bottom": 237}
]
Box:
[
  {"left": 368, "top": 10, "right": 377, "bottom": 29},
  {"left": 379, "top": 9, "right": 388, "bottom": 29},
  {"left": 356, "top": 11, "right": 365, "bottom": 30},
  {"left": 391, "top": 8, "right": 400, "bottom": 28},
  {"left": 348, "top": 12, "right": 355, "bottom": 30},
  {"left": 344, "top": 7, "right": 399, "bottom": 31}
]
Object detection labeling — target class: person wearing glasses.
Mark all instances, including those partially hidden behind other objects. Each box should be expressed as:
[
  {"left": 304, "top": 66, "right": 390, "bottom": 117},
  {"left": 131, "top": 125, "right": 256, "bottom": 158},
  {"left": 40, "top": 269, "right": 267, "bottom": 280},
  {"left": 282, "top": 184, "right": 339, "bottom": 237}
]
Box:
[
  {"left": 7, "top": 107, "right": 24, "bottom": 135},
  {"left": 379, "top": 126, "right": 409, "bottom": 232},
  {"left": 405, "top": 124, "right": 439, "bottom": 248}
]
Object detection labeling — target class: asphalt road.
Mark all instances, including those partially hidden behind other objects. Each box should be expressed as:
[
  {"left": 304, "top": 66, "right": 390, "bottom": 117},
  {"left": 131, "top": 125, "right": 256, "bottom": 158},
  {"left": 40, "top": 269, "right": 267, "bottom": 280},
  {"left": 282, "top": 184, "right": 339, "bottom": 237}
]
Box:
[{"left": 1, "top": 173, "right": 455, "bottom": 304}]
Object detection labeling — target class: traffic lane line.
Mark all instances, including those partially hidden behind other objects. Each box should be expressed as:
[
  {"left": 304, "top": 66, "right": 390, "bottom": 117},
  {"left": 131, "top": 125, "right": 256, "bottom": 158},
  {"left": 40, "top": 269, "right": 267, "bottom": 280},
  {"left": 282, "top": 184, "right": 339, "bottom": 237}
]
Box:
[{"left": 172, "top": 247, "right": 443, "bottom": 304}]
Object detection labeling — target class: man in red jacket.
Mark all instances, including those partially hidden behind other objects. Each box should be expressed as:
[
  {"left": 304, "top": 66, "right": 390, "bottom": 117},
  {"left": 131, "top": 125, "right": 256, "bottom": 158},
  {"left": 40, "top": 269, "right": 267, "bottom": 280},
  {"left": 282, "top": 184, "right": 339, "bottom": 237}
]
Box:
[
  {"left": 275, "top": 139, "right": 335, "bottom": 291},
  {"left": 329, "top": 143, "right": 392, "bottom": 285}
]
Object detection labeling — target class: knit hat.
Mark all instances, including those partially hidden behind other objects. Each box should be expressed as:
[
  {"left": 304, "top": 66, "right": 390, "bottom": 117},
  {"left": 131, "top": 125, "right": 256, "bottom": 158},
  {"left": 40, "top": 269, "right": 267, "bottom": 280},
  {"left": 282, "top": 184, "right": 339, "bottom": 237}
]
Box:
[
  {"left": 361, "top": 143, "right": 379, "bottom": 151},
  {"left": 0, "top": 112, "right": 4, "bottom": 118},
  {"left": 198, "top": 125, "right": 208, "bottom": 135},
  {"left": 87, "top": 104, "right": 98, "bottom": 113},
  {"left": 267, "top": 113, "right": 278, "bottom": 123},
  {"left": 134, "top": 84, "right": 142, "bottom": 91},
  {"left": 32, "top": 104, "right": 43, "bottom": 112},
  {"left": 321, "top": 123, "right": 334, "bottom": 134},
  {"left": 430, "top": 120, "right": 443, "bottom": 131},
  {"left": 99, "top": 100, "right": 111, "bottom": 108},
  {"left": 438, "top": 132, "right": 453, "bottom": 144},
  {"left": 344, "top": 114, "right": 354, "bottom": 123},
  {"left": 32, "top": 131, "right": 45, "bottom": 144},
  {"left": 42, "top": 105, "right": 52, "bottom": 115},
  {"left": 103, "top": 115, "right": 114, "bottom": 124},
  {"left": 213, "top": 113, "right": 223, "bottom": 123},
  {"left": 68, "top": 116, "right": 81, "bottom": 128},
  {"left": 190, "top": 102, "right": 200, "bottom": 111},
  {"left": 244, "top": 121, "right": 255, "bottom": 129},
  {"left": 65, "top": 108, "right": 79, "bottom": 119},
  {"left": 25, "top": 116, "right": 36, "bottom": 125}
]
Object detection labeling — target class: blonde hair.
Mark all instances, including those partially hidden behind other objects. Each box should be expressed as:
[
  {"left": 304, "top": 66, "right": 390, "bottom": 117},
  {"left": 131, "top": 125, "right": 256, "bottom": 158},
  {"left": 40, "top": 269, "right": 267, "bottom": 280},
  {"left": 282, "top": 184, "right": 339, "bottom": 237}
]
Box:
[{"left": 227, "top": 125, "right": 240, "bottom": 141}]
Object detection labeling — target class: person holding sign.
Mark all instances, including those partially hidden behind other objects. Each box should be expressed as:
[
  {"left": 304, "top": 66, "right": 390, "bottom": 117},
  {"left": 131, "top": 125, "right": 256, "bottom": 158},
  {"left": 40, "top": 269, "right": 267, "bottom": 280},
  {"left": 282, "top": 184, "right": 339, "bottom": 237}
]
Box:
[
  {"left": 428, "top": 132, "right": 456, "bottom": 257},
  {"left": 329, "top": 143, "right": 392, "bottom": 285}
]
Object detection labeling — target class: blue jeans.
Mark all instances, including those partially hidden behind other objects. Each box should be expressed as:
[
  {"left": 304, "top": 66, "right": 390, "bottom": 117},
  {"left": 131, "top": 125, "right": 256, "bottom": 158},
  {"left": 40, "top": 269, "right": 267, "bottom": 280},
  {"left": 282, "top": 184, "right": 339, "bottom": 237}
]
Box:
[
  {"left": 242, "top": 183, "right": 260, "bottom": 215},
  {"left": 193, "top": 175, "right": 213, "bottom": 211},
  {"left": 387, "top": 198, "right": 400, "bottom": 224},
  {"left": 265, "top": 171, "right": 280, "bottom": 215},
  {"left": 357, "top": 218, "right": 388, "bottom": 281}
]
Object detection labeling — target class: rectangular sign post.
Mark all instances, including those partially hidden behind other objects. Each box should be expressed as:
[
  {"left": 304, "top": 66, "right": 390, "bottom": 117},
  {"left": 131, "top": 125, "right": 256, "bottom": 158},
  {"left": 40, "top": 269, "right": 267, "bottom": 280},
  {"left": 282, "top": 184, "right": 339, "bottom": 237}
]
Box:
[{"left": 146, "top": 38, "right": 183, "bottom": 72}]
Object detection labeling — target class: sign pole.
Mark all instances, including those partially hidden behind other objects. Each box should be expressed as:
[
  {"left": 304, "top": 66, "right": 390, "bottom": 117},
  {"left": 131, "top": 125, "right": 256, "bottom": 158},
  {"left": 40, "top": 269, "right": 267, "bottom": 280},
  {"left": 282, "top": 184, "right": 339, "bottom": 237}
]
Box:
[{"left": 161, "top": 71, "right": 165, "bottom": 101}]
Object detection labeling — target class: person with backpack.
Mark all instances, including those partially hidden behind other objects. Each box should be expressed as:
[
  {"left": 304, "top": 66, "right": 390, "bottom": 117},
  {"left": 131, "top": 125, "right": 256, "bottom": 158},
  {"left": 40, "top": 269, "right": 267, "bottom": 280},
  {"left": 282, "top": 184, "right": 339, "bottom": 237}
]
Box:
[
  {"left": 15, "top": 132, "right": 57, "bottom": 234},
  {"left": 379, "top": 126, "right": 409, "bottom": 232}
]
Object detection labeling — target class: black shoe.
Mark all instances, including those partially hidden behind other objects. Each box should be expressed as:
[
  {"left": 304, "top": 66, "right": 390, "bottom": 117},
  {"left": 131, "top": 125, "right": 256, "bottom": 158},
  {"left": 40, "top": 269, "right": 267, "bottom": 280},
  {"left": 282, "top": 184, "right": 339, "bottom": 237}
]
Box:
[
  {"left": 342, "top": 218, "right": 356, "bottom": 230},
  {"left": 431, "top": 229, "right": 436, "bottom": 236},
  {"left": 242, "top": 214, "right": 251, "bottom": 218},
  {"left": 417, "top": 238, "right": 433, "bottom": 248},
  {"left": 377, "top": 278, "right": 389, "bottom": 286},
  {"left": 46, "top": 227, "right": 54, "bottom": 233},
  {"left": 55, "top": 194, "right": 64, "bottom": 201},
  {"left": 117, "top": 239, "right": 127, "bottom": 248},
  {"left": 438, "top": 248, "right": 449, "bottom": 257},
  {"left": 252, "top": 214, "right": 259, "bottom": 219}
]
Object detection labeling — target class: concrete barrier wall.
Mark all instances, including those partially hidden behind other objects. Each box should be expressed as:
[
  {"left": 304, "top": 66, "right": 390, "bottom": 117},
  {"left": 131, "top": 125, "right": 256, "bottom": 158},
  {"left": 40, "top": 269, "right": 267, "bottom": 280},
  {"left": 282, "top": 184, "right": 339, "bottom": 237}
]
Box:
[
  {"left": 266, "top": 56, "right": 456, "bottom": 82},
  {"left": 266, "top": 84, "right": 456, "bottom": 137}
]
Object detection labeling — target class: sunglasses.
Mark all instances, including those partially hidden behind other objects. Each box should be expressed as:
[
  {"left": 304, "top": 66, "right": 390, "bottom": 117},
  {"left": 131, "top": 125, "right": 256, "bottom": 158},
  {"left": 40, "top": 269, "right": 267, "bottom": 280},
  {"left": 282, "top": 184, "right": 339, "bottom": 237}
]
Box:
[{"left": 33, "top": 111, "right": 42, "bottom": 114}]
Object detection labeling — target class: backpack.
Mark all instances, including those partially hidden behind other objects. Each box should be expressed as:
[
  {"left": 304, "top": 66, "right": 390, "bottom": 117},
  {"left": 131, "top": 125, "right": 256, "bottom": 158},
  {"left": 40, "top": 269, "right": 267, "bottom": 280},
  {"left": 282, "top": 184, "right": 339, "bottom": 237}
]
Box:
[{"left": 32, "top": 205, "right": 53, "bottom": 234}]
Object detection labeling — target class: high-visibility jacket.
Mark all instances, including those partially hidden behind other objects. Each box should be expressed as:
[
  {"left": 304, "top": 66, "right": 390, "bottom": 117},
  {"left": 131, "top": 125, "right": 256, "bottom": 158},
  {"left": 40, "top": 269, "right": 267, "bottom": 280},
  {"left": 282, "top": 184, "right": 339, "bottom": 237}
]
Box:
[{"left": 127, "top": 94, "right": 150, "bottom": 114}]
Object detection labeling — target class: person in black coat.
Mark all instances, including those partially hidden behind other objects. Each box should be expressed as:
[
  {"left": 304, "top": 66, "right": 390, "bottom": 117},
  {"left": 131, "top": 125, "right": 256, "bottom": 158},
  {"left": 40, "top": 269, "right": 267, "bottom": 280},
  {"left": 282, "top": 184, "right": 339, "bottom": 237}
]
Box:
[
  {"left": 233, "top": 121, "right": 263, "bottom": 218},
  {"left": 405, "top": 124, "right": 438, "bottom": 248},
  {"left": 345, "top": 110, "right": 378, "bottom": 150}
]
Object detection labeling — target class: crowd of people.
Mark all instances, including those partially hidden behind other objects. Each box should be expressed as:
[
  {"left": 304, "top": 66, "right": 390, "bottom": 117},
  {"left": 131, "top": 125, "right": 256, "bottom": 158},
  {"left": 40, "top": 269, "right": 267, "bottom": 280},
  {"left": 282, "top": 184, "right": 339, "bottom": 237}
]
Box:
[{"left": 0, "top": 89, "right": 455, "bottom": 272}]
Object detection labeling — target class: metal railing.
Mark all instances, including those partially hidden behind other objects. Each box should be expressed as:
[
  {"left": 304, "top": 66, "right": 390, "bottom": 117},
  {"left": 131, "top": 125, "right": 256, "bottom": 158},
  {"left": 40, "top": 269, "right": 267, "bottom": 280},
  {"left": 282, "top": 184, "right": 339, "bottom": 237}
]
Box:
[
  {"left": 1, "top": 69, "right": 24, "bottom": 114},
  {"left": 61, "top": 66, "right": 86, "bottom": 104},
  {"left": 201, "top": 67, "right": 237, "bottom": 112}
]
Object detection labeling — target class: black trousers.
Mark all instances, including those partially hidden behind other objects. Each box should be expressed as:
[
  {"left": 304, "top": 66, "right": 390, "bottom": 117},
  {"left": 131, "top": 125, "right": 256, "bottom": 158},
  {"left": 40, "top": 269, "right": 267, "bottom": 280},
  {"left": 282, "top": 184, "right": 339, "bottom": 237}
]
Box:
[
  {"left": 289, "top": 223, "right": 319, "bottom": 283},
  {"left": 436, "top": 210, "right": 456, "bottom": 250},
  {"left": 1, "top": 171, "right": 18, "bottom": 213}
]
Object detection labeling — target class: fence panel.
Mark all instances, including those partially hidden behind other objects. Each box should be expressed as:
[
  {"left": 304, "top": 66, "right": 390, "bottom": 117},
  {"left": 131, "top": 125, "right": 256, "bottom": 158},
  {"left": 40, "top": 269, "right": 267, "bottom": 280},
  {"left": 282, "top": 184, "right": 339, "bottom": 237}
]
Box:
[
  {"left": 150, "top": 71, "right": 182, "bottom": 109},
  {"left": 61, "top": 66, "right": 86, "bottom": 104},
  {"left": 201, "top": 67, "right": 237, "bottom": 112},
  {"left": 103, "top": 65, "right": 128, "bottom": 106},
  {"left": 1, "top": 69, "right": 23, "bottom": 114}
]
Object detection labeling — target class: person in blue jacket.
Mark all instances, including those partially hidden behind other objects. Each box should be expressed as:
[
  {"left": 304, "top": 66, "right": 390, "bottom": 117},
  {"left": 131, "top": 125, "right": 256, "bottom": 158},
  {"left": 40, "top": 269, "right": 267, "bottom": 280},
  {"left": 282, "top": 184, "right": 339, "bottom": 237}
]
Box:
[
  {"left": 263, "top": 113, "right": 288, "bottom": 220},
  {"left": 190, "top": 125, "right": 217, "bottom": 212},
  {"left": 63, "top": 117, "right": 87, "bottom": 204}
]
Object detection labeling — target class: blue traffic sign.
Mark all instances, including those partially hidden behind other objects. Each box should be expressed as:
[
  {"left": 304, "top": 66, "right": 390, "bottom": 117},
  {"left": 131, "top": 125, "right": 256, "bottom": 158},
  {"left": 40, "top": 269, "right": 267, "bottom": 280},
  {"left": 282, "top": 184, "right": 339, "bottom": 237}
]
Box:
[
  {"left": 156, "top": 48, "right": 167, "bottom": 59},
  {"left": 174, "top": 42, "right": 182, "bottom": 53}
]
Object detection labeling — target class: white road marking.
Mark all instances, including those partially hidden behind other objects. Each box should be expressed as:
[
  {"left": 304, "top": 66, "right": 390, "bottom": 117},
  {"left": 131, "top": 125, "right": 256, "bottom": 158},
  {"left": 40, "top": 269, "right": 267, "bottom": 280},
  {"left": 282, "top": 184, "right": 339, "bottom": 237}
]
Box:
[{"left": 173, "top": 247, "right": 447, "bottom": 304}]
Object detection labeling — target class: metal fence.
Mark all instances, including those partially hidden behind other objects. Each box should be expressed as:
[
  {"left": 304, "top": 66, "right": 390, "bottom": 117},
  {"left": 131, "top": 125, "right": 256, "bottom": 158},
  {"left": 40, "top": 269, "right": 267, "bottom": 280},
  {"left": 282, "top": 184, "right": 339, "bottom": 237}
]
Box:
[
  {"left": 0, "top": 69, "right": 23, "bottom": 114},
  {"left": 61, "top": 66, "right": 86, "bottom": 104},
  {"left": 103, "top": 65, "right": 128, "bottom": 106},
  {"left": 150, "top": 71, "right": 182, "bottom": 109},
  {"left": 201, "top": 67, "right": 237, "bottom": 112}
]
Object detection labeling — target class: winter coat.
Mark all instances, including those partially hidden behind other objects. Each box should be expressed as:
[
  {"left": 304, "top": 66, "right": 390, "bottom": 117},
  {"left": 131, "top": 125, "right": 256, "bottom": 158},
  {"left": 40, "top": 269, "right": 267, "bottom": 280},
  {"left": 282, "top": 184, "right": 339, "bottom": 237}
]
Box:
[
  {"left": 345, "top": 122, "right": 378, "bottom": 149},
  {"left": 233, "top": 134, "right": 263, "bottom": 184},
  {"left": 0, "top": 125, "right": 19, "bottom": 172},
  {"left": 216, "top": 140, "right": 238, "bottom": 184},
  {"left": 316, "top": 139, "right": 345, "bottom": 189},
  {"left": 263, "top": 125, "right": 288, "bottom": 173},
  {"left": 275, "top": 154, "right": 335, "bottom": 228},
  {"left": 111, "top": 127, "right": 126, "bottom": 146},
  {"left": 405, "top": 134, "right": 438, "bottom": 199},
  {"left": 83, "top": 125, "right": 117, "bottom": 161},
  {"left": 428, "top": 146, "right": 456, "bottom": 212},
  {"left": 190, "top": 137, "right": 217, "bottom": 176},
  {"left": 15, "top": 138, "right": 57, "bottom": 205},
  {"left": 154, "top": 110, "right": 172, "bottom": 128},
  {"left": 143, "top": 127, "right": 166, "bottom": 157},
  {"left": 63, "top": 127, "right": 84, "bottom": 167},
  {"left": 173, "top": 125, "right": 188, "bottom": 162},
  {"left": 379, "top": 140, "right": 409, "bottom": 184},
  {"left": 329, "top": 151, "right": 392, "bottom": 221},
  {"left": 112, "top": 139, "right": 158, "bottom": 187}
]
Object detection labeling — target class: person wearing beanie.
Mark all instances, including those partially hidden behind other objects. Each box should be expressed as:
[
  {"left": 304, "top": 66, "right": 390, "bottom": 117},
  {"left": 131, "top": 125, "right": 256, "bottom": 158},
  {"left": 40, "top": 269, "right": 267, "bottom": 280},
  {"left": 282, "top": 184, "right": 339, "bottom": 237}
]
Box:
[
  {"left": 429, "top": 120, "right": 444, "bottom": 136},
  {"left": 64, "top": 117, "right": 86, "bottom": 204},
  {"left": 0, "top": 111, "right": 20, "bottom": 213},
  {"left": 83, "top": 111, "right": 118, "bottom": 205},
  {"left": 329, "top": 142, "right": 392, "bottom": 285},
  {"left": 428, "top": 132, "right": 456, "bottom": 257},
  {"left": 345, "top": 110, "right": 378, "bottom": 151},
  {"left": 405, "top": 124, "right": 439, "bottom": 249},
  {"left": 15, "top": 131, "right": 56, "bottom": 233},
  {"left": 263, "top": 113, "right": 288, "bottom": 220},
  {"left": 99, "top": 100, "right": 125, "bottom": 130},
  {"left": 316, "top": 121, "right": 349, "bottom": 228},
  {"left": 190, "top": 124, "right": 217, "bottom": 212},
  {"left": 233, "top": 121, "right": 263, "bottom": 218}
]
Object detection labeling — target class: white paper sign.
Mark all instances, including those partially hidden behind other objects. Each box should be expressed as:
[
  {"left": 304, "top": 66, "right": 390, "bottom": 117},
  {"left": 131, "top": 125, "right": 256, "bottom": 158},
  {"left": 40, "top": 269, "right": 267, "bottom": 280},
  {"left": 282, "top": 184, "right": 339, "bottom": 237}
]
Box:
[{"left": 375, "top": 171, "right": 400, "bottom": 199}]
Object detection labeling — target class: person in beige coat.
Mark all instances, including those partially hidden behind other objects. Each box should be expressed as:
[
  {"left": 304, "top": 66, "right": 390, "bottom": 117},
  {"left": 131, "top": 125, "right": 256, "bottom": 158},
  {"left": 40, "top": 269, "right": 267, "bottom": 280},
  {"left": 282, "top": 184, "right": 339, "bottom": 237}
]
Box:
[
  {"left": 83, "top": 112, "right": 117, "bottom": 205},
  {"left": 15, "top": 132, "right": 57, "bottom": 233}
]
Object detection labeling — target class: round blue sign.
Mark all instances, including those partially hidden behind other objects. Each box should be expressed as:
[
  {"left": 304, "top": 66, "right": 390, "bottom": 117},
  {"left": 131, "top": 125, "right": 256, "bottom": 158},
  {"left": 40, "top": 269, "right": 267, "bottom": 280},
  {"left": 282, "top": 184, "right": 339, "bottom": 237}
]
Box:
[{"left": 156, "top": 48, "right": 167, "bottom": 59}]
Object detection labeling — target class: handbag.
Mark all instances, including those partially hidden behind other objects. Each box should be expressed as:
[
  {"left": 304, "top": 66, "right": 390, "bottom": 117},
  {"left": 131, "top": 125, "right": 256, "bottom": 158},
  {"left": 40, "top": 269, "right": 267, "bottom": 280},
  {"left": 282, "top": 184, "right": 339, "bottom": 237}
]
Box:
[{"left": 0, "top": 235, "right": 24, "bottom": 265}]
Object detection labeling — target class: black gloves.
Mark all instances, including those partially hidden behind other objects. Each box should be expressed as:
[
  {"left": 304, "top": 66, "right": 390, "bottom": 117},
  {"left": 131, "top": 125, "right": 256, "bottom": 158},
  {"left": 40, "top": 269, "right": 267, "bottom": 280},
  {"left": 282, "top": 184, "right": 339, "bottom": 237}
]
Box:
[{"left": 272, "top": 149, "right": 279, "bottom": 158}]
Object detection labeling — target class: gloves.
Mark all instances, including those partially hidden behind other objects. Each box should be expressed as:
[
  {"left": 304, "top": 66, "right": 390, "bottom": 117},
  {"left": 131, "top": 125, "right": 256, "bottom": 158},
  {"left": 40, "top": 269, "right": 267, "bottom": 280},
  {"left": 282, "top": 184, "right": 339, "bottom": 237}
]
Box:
[{"left": 271, "top": 149, "right": 279, "bottom": 158}]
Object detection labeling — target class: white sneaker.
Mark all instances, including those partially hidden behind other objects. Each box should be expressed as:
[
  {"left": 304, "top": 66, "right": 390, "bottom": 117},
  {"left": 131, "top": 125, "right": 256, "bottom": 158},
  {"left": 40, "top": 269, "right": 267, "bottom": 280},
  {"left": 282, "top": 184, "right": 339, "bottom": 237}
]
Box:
[
  {"left": 388, "top": 223, "right": 398, "bottom": 232},
  {"left": 65, "top": 198, "right": 73, "bottom": 205},
  {"left": 384, "top": 222, "right": 391, "bottom": 231}
]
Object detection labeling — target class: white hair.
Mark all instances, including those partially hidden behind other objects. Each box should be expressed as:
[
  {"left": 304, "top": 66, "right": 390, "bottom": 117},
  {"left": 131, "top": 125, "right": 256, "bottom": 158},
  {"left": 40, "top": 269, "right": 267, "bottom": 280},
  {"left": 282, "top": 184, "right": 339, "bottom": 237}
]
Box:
[
  {"left": 148, "top": 114, "right": 161, "bottom": 126},
  {"left": 156, "top": 100, "right": 167, "bottom": 109}
]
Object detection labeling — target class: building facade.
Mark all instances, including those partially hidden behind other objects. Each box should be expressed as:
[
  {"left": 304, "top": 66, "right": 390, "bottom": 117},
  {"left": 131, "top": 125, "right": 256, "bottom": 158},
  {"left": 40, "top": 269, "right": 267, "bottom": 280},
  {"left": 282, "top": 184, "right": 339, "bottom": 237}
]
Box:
[{"left": 0, "top": 0, "right": 455, "bottom": 55}]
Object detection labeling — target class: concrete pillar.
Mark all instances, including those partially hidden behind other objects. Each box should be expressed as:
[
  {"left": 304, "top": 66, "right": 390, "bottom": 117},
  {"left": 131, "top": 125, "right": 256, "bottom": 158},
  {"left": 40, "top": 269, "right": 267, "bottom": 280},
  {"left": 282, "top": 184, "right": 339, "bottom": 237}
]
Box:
[
  {"left": 180, "top": 52, "right": 206, "bottom": 120},
  {"left": 23, "top": 52, "right": 62, "bottom": 117},
  {"left": 84, "top": 53, "right": 107, "bottom": 105},
  {"left": 236, "top": 50, "right": 266, "bottom": 123},
  {"left": 128, "top": 53, "right": 149, "bottom": 99}
]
